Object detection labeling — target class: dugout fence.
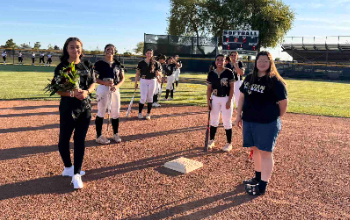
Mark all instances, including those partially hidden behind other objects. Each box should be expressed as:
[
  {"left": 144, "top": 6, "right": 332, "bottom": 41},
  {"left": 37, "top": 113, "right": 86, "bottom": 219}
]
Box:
[{"left": 1, "top": 48, "right": 350, "bottom": 80}]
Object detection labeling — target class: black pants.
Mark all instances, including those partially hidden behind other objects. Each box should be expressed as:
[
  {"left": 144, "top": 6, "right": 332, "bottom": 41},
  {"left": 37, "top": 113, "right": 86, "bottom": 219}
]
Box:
[{"left": 58, "top": 107, "right": 91, "bottom": 174}]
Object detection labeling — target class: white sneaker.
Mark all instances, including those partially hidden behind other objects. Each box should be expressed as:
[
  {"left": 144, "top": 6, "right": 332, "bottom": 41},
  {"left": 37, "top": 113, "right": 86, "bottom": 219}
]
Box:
[
  {"left": 223, "top": 143, "right": 232, "bottom": 152},
  {"left": 62, "top": 166, "right": 85, "bottom": 177},
  {"left": 96, "top": 135, "right": 110, "bottom": 144},
  {"left": 145, "top": 114, "right": 151, "bottom": 120},
  {"left": 152, "top": 103, "right": 158, "bottom": 107},
  {"left": 113, "top": 133, "right": 122, "bottom": 143},
  {"left": 168, "top": 98, "right": 173, "bottom": 101},
  {"left": 72, "top": 174, "right": 83, "bottom": 189},
  {"left": 161, "top": 98, "right": 168, "bottom": 101},
  {"left": 138, "top": 113, "right": 143, "bottom": 119},
  {"left": 208, "top": 140, "right": 215, "bottom": 149},
  {"left": 156, "top": 103, "right": 161, "bottom": 107}
]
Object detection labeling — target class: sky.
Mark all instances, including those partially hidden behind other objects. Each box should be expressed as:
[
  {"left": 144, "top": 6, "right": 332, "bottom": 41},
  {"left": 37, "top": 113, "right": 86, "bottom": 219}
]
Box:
[{"left": 1, "top": 0, "right": 350, "bottom": 60}]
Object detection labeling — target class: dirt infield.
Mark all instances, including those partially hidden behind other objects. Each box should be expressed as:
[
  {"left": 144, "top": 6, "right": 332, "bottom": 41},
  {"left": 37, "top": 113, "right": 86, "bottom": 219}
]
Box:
[{"left": 0, "top": 100, "right": 349, "bottom": 220}]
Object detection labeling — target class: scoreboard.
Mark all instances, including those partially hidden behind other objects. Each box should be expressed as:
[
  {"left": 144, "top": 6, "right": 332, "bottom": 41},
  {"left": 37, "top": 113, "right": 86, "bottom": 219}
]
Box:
[{"left": 222, "top": 30, "right": 259, "bottom": 55}]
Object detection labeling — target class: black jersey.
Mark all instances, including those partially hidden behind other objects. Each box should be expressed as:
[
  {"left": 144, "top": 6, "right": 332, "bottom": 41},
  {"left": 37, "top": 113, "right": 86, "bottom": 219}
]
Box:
[
  {"left": 137, "top": 59, "right": 161, "bottom": 79},
  {"left": 164, "top": 63, "right": 176, "bottom": 76},
  {"left": 239, "top": 74, "right": 287, "bottom": 123},
  {"left": 54, "top": 60, "right": 96, "bottom": 116},
  {"left": 94, "top": 59, "right": 124, "bottom": 85},
  {"left": 225, "top": 61, "right": 244, "bottom": 81},
  {"left": 207, "top": 68, "right": 235, "bottom": 97}
]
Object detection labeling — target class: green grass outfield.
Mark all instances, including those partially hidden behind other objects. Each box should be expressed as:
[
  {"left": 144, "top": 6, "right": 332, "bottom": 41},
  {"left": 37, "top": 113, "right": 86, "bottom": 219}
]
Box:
[{"left": 0, "top": 64, "right": 349, "bottom": 118}]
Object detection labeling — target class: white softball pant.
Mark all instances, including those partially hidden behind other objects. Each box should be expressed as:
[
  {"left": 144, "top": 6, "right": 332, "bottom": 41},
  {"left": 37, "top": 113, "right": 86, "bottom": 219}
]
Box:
[
  {"left": 210, "top": 95, "right": 233, "bottom": 129},
  {"left": 96, "top": 85, "right": 121, "bottom": 119},
  {"left": 166, "top": 74, "right": 175, "bottom": 90},
  {"left": 140, "top": 78, "right": 156, "bottom": 104},
  {"left": 154, "top": 80, "right": 161, "bottom": 95},
  {"left": 174, "top": 69, "right": 180, "bottom": 81},
  {"left": 234, "top": 80, "right": 242, "bottom": 108}
]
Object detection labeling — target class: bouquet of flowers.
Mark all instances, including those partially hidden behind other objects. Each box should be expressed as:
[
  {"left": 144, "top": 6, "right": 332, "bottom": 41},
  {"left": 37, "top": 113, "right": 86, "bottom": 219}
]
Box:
[{"left": 44, "top": 61, "right": 80, "bottom": 96}]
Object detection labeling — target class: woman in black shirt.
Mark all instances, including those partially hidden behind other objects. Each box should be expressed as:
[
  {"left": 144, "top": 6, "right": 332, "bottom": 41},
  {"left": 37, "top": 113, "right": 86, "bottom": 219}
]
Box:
[
  {"left": 54, "top": 37, "right": 96, "bottom": 189},
  {"left": 206, "top": 54, "right": 235, "bottom": 152},
  {"left": 134, "top": 49, "right": 161, "bottom": 120},
  {"left": 94, "top": 44, "right": 125, "bottom": 144},
  {"left": 234, "top": 51, "right": 288, "bottom": 196}
]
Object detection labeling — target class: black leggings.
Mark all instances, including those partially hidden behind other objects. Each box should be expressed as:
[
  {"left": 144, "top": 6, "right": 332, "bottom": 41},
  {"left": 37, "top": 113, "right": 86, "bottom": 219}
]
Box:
[{"left": 58, "top": 108, "right": 91, "bottom": 174}]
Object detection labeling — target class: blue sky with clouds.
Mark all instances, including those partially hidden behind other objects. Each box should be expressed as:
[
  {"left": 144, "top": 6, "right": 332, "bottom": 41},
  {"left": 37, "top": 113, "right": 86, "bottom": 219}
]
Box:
[{"left": 1, "top": 0, "right": 350, "bottom": 59}]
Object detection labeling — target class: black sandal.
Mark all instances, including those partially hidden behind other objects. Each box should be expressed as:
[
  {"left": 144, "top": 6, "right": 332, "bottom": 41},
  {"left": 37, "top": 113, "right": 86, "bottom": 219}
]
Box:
[
  {"left": 245, "top": 184, "right": 265, "bottom": 196},
  {"left": 243, "top": 178, "right": 259, "bottom": 185}
]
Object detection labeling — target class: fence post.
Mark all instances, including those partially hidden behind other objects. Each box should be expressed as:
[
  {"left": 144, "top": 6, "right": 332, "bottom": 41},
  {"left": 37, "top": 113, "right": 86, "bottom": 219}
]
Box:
[{"left": 12, "top": 48, "right": 15, "bottom": 65}]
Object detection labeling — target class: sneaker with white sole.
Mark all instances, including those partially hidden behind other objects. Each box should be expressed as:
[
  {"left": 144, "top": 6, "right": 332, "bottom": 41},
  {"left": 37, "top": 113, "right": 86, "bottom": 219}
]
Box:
[
  {"left": 72, "top": 174, "right": 83, "bottom": 189},
  {"left": 161, "top": 98, "right": 168, "bottom": 101},
  {"left": 113, "top": 133, "right": 122, "bottom": 143},
  {"left": 152, "top": 103, "right": 158, "bottom": 107},
  {"left": 96, "top": 135, "right": 110, "bottom": 144},
  {"left": 156, "top": 103, "right": 161, "bottom": 107},
  {"left": 208, "top": 140, "right": 215, "bottom": 149},
  {"left": 145, "top": 114, "right": 151, "bottom": 120},
  {"left": 62, "top": 166, "right": 85, "bottom": 177},
  {"left": 223, "top": 143, "right": 232, "bottom": 152},
  {"left": 168, "top": 98, "right": 173, "bottom": 101},
  {"left": 138, "top": 113, "right": 143, "bottom": 119}
]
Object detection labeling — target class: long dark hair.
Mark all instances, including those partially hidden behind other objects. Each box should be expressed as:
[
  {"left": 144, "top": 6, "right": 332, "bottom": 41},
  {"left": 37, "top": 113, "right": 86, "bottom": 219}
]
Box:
[
  {"left": 146, "top": 49, "right": 155, "bottom": 73},
  {"left": 250, "top": 51, "right": 286, "bottom": 88},
  {"left": 60, "top": 37, "right": 84, "bottom": 62}
]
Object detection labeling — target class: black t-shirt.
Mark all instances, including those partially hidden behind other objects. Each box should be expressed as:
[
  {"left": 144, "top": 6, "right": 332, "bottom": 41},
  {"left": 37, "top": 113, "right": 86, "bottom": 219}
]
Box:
[
  {"left": 137, "top": 59, "right": 161, "bottom": 79},
  {"left": 225, "top": 61, "right": 244, "bottom": 81},
  {"left": 54, "top": 60, "right": 96, "bottom": 112},
  {"left": 207, "top": 68, "right": 235, "bottom": 97},
  {"left": 240, "top": 74, "right": 287, "bottom": 123},
  {"left": 164, "top": 63, "right": 176, "bottom": 76},
  {"left": 94, "top": 60, "right": 124, "bottom": 85}
]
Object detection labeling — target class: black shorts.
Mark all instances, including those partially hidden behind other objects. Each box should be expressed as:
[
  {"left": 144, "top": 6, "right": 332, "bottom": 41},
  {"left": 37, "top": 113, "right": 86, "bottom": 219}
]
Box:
[
  {"left": 40, "top": 57, "right": 45, "bottom": 63},
  {"left": 3, "top": 56, "right": 6, "bottom": 61},
  {"left": 47, "top": 58, "right": 52, "bottom": 63},
  {"left": 18, "top": 57, "right": 23, "bottom": 62},
  {"left": 32, "top": 58, "right": 35, "bottom": 63}
]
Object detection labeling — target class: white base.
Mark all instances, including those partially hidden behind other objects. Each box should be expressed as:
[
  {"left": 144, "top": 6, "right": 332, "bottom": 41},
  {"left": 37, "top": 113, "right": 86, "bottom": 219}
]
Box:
[{"left": 164, "top": 157, "right": 203, "bottom": 174}]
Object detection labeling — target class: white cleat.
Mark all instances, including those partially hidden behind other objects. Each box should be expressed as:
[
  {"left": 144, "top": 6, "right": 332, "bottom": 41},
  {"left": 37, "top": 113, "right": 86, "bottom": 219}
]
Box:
[
  {"left": 145, "top": 114, "right": 151, "bottom": 120},
  {"left": 223, "top": 143, "right": 232, "bottom": 152},
  {"left": 113, "top": 133, "right": 122, "bottom": 143},
  {"left": 72, "top": 174, "right": 83, "bottom": 189},
  {"left": 138, "top": 113, "right": 143, "bottom": 119},
  {"left": 62, "top": 166, "right": 85, "bottom": 177},
  {"left": 208, "top": 140, "right": 215, "bottom": 149},
  {"left": 96, "top": 135, "right": 110, "bottom": 144}
]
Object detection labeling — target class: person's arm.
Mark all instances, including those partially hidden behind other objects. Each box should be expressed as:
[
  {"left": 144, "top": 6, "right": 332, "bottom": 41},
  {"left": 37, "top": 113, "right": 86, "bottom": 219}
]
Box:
[
  {"left": 233, "top": 92, "right": 245, "bottom": 128},
  {"left": 96, "top": 78, "right": 113, "bottom": 86},
  {"left": 278, "top": 99, "right": 288, "bottom": 117},
  {"left": 233, "top": 62, "right": 244, "bottom": 76},
  {"left": 114, "top": 69, "right": 125, "bottom": 90},
  {"left": 207, "top": 84, "right": 212, "bottom": 110},
  {"left": 135, "top": 69, "right": 140, "bottom": 89},
  {"left": 226, "top": 81, "right": 234, "bottom": 109}
]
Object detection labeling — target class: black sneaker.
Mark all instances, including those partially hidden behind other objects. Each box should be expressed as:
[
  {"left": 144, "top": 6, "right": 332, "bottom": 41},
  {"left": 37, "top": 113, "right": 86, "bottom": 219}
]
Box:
[{"left": 243, "top": 178, "right": 259, "bottom": 185}]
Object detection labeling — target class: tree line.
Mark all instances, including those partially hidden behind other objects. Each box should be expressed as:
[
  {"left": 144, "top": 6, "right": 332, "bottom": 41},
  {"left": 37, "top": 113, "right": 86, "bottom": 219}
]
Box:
[{"left": 167, "top": 0, "right": 295, "bottom": 51}]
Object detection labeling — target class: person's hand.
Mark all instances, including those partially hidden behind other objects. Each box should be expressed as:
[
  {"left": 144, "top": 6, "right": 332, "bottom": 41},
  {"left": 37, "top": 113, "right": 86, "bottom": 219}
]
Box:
[
  {"left": 73, "top": 89, "right": 83, "bottom": 100},
  {"left": 233, "top": 115, "right": 242, "bottom": 128},
  {"left": 110, "top": 86, "right": 116, "bottom": 92},
  {"left": 134, "top": 83, "right": 138, "bottom": 89},
  {"left": 226, "top": 101, "right": 231, "bottom": 109}
]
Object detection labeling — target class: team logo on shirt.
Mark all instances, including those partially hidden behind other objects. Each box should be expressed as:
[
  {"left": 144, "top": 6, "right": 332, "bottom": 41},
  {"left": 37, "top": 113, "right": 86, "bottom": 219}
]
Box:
[
  {"left": 220, "top": 78, "right": 229, "bottom": 87},
  {"left": 243, "top": 81, "right": 265, "bottom": 95}
]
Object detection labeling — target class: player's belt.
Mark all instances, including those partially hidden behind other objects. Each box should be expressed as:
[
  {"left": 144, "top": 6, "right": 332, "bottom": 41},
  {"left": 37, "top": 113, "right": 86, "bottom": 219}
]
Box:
[{"left": 213, "top": 94, "right": 228, "bottom": 98}]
